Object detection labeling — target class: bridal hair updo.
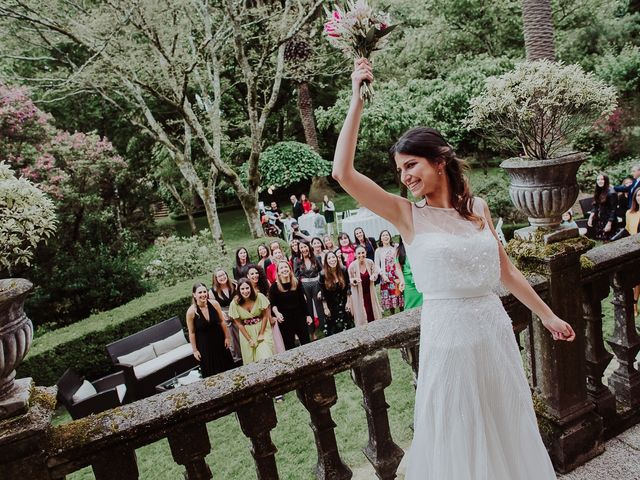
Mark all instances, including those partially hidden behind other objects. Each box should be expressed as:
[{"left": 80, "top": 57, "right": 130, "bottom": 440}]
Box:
[{"left": 389, "top": 127, "right": 484, "bottom": 228}]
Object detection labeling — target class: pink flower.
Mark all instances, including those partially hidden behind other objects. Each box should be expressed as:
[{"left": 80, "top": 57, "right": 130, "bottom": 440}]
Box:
[
  {"left": 324, "top": 22, "right": 335, "bottom": 32},
  {"left": 332, "top": 10, "right": 341, "bottom": 21}
]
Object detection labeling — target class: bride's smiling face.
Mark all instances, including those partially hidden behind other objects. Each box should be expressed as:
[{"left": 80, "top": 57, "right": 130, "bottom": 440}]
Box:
[{"left": 394, "top": 152, "right": 442, "bottom": 197}]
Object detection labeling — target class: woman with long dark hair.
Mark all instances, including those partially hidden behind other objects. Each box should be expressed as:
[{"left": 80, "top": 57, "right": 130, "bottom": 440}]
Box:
[
  {"left": 336, "top": 232, "right": 356, "bottom": 267},
  {"left": 396, "top": 238, "right": 423, "bottom": 310},
  {"left": 330, "top": 59, "right": 574, "bottom": 479},
  {"left": 311, "top": 236, "right": 326, "bottom": 262},
  {"left": 247, "top": 264, "right": 285, "bottom": 354},
  {"left": 293, "top": 241, "right": 326, "bottom": 338},
  {"left": 374, "top": 229, "right": 404, "bottom": 314},
  {"left": 353, "top": 226, "right": 376, "bottom": 261},
  {"left": 319, "top": 250, "right": 354, "bottom": 335},
  {"left": 185, "top": 283, "right": 235, "bottom": 377},
  {"left": 228, "top": 278, "right": 274, "bottom": 364},
  {"left": 256, "top": 243, "right": 272, "bottom": 271},
  {"left": 288, "top": 238, "right": 301, "bottom": 262},
  {"left": 587, "top": 173, "right": 619, "bottom": 241},
  {"left": 232, "top": 247, "right": 251, "bottom": 280},
  {"left": 268, "top": 260, "right": 312, "bottom": 350},
  {"left": 209, "top": 269, "right": 241, "bottom": 364}
]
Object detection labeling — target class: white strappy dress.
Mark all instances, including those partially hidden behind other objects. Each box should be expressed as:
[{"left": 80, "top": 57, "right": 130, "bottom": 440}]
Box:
[{"left": 403, "top": 199, "right": 556, "bottom": 480}]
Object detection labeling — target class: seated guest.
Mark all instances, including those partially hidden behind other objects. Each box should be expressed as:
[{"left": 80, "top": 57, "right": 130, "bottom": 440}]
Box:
[
  {"left": 186, "top": 283, "right": 235, "bottom": 378},
  {"left": 291, "top": 221, "right": 312, "bottom": 242}
]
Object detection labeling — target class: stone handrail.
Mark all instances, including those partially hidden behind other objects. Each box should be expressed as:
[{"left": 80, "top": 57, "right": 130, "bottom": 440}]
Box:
[{"left": 3, "top": 236, "right": 640, "bottom": 479}]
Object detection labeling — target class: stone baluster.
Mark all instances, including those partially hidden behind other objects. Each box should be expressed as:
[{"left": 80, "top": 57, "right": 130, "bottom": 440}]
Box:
[
  {"left": 297, "top": 376, "right": 352, "bottom": 480},
  {"left": 351, "top": 349, "right": 404, "bottom": 480},
  {"left": 92, "top": 447, "right": 139, "bottom": 480},
  {"left": 607, "top": 271, "right": 640, "bottom": 408},
  {"left": 582, "top": 277, "right": 616, "bottom": 421},
  {"left": 236, "top": 395, "right": 279, "bottom": 480},
  {"left": 167, "top": 423, "right": 212, "bottom": 480},
  {"left": 400, "top": 344, "right": 419, "bottom": 389},
  {"left": 528, "top": 247, "right": 603, "bottom": 473}
]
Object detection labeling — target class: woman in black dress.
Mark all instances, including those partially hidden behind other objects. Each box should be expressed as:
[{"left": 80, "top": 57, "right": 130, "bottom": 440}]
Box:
[
  {"left": 587, "top": 173, "right": 619, "bottom": 241},
  {"left": 186, "top": 283, "right": 235, "bottom": 377},
  {"left": 210, "top": 269, "right": 236, "bottom": 307},
  {"left": 319, "top": 251, "right": 354, "bottom": 335},
  {"left": 268, "top": 260, "right": 312, "bottom": 350},
  {"left": 232, "top": 247, "right": 252, "bottom": 280},
  {"left": 210, "top": 269, "right": 241, "bottom": 364},
  {"left": 293, "top": 241, "right": 326, "bottom": 338}
]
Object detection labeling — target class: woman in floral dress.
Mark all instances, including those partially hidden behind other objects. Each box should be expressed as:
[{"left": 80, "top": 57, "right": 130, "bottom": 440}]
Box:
[{"left": 374, "top": 230, "right": 404, "bottom": 314}]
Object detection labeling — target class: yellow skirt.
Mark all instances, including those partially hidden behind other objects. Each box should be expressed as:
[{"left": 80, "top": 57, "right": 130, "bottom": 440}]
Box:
[{"left": 239, "top": 321, "right": 274, "bottom": 364}]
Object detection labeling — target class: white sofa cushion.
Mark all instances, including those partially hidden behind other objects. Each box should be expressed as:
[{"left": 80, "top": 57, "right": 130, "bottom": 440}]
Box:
[
  {"left": 117, "top": 344, "right": 156, "bottom": 366},
  {"left": 72, "top": 380, "right": 97, "bottom": 403},
  {"left": 133, "top": 343, "right": 193, "bottom": 379},
  {"left": 115, "top": 384, "right": 127, "bottom": 403},
  {"left": 151, "top": 330, "right": 188, "bottom": 357}
]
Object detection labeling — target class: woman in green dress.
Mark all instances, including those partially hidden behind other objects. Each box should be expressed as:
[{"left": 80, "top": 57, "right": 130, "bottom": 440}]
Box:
[
  {"left": 397, "top": 238, "right": 423, "bottom": 309},
  {"left": 228, "top": 278, "right": 274, "bottom": 364}
]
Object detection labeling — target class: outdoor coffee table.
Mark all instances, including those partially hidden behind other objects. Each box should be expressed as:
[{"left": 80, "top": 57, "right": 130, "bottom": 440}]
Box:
[{"left": 155, "top": 366, "right": 202, "bottom": 393}]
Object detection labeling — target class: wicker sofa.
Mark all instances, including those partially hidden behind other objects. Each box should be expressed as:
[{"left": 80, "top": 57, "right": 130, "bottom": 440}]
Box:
[
  {"left": 56, "top": 369, "right": 126, "bottom": 419},
  {"left": 106, "top": 316, "right": 197, "bottom": 401}
]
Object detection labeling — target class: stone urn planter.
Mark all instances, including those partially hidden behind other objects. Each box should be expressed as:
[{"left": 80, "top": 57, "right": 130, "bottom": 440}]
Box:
[
  {"left": 500, "top": 152, "right": 587, "bottom": 241},
  {"left": 0, "top": 278, "right": 34, "bottom": 419}
]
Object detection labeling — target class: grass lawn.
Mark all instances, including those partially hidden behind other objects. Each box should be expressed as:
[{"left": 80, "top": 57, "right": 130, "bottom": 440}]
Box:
[
  {"left": 158, "top": 167, "right": 503, "bottom": 250},
  {"left": 64, "top": 348, "right": 415, "bottom": 480}
]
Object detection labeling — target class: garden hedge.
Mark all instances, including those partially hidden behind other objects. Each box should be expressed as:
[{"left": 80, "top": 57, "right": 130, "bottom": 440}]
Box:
[{"left": 18, "top": 277, "right": 205, "bottom": 386}]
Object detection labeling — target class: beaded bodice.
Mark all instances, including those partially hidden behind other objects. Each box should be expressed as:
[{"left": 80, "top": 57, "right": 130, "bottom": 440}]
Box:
[{"left": 404, "top": 198, "right": 500, "bottom": 300}]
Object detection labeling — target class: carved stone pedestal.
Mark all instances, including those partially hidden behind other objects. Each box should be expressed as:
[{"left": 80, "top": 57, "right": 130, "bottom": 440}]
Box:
[
  {"left": 515, "top": 241, "right": 604, "bottom": 473},
  {"left": 0, "top": 384, "right": 56, "bottom": 480}
]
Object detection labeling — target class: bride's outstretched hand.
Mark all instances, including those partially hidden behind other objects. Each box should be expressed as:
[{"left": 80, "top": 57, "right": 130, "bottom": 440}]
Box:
[
  {"left": 542, "top": 316, "right": 576, "bottom": 342},
  {"left": 352, "top": 58, "right": 373, "bottom": 99}
]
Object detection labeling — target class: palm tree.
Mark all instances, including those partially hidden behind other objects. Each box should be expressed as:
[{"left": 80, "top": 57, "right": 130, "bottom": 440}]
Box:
[
  {"left": 521, "top": 0, "right": 555, "bottom": 61},
  {"left": 285, "top": 37, "right": 335, "bottom": 201}
]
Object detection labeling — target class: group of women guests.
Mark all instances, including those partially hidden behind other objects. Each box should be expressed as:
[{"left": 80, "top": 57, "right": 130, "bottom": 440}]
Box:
[
  {"left": 586, "top": 172, "right": 640, "bottom": 241},
  {"left": 184, "top": 228, "right": 423, "bottom": 379}
]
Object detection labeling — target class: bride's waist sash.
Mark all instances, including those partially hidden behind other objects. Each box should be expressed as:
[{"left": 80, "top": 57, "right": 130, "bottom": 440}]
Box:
[{"left": 421, "top": 286, "right": 494, "bottom": 300}]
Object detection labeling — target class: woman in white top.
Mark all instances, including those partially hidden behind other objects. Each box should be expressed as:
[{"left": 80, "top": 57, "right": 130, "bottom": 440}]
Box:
[
  {"left": 322, "top": 195, "right": 336, "bottom": 235},
  {"left": 331, "top": 58, "right": 575, "bottom": 480}
]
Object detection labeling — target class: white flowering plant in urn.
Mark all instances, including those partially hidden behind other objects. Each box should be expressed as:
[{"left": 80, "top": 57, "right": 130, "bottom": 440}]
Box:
[
  {"left": 0, "top": 161, "right": 56, "bottom": 418},
  {"left": 466, "top": 60, "right": 617, "bottom": 236},
  {"left": 0, "top": 161, "right": 57, "bottom": 278},
  {"left": 466, "top": 59, "right": 617, "bottom": 160}
]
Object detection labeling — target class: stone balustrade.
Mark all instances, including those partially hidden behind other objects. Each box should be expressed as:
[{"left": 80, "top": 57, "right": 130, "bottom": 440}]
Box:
[{"left": 2, "top": 235, "right": 640, "bottom": 479}]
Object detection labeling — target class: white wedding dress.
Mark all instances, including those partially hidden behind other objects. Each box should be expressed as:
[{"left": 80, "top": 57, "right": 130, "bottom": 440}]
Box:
[{"left": 404, "top": 199, "right": 556, "bottom": 480}]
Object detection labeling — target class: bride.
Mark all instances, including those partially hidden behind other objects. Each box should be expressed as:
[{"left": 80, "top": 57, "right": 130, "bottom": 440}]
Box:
[{"left": 332, "top": 58, "right": 576, "bottom": 480}]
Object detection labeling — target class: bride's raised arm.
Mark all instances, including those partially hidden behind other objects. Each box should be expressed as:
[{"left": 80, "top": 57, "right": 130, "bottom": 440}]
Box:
[{"left": 331, "top": 58, "right": 413, "bottom": 240}]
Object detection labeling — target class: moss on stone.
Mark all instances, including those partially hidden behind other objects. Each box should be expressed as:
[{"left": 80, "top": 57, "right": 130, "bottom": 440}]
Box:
[
  {"left": 532, "top": 394, "right": 560, "bottom": 439},
  {"left": 506, "top": 232, "right": 594, "bottom": 274},
  {"left": 30, "top": 386, "right": 57, "bottom": 411},
  {"left": 580, "top": 255, "right": 596, "bottom": 271}
]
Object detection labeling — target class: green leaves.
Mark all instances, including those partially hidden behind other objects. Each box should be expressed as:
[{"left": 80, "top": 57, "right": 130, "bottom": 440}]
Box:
[{"left": 258, "top": 141, "right": 332, "bottom": 190}]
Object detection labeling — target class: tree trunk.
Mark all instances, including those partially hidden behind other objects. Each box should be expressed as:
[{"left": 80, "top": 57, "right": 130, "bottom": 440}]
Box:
[
  {"left": 201, "top": 186, "right": 225, "bottom": 252},
  {"left": 298, "top": 81, "right": 335, "bottom": 202},
  {"left": 238, "top": 190, "right": 264, "bottom": 239},
  {"left": 165, "top": 181, "right": 197, "bottom": 236},
  {"left": 521, "top": 0, "right": 556, "bottom": 61}
]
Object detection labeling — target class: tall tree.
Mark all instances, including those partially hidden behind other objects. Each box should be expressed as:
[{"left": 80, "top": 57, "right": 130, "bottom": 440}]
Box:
[
  {"left": 284, "top": 35, "right": 335, "bottom": 201},
  {"left": 0, "top": 0, "right": 323, "bottom": 241}
]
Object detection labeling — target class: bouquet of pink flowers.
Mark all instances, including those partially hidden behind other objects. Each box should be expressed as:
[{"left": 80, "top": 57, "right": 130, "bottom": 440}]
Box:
[{"left": 324, "top": 0, "right": 396, "bottom": 102}]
